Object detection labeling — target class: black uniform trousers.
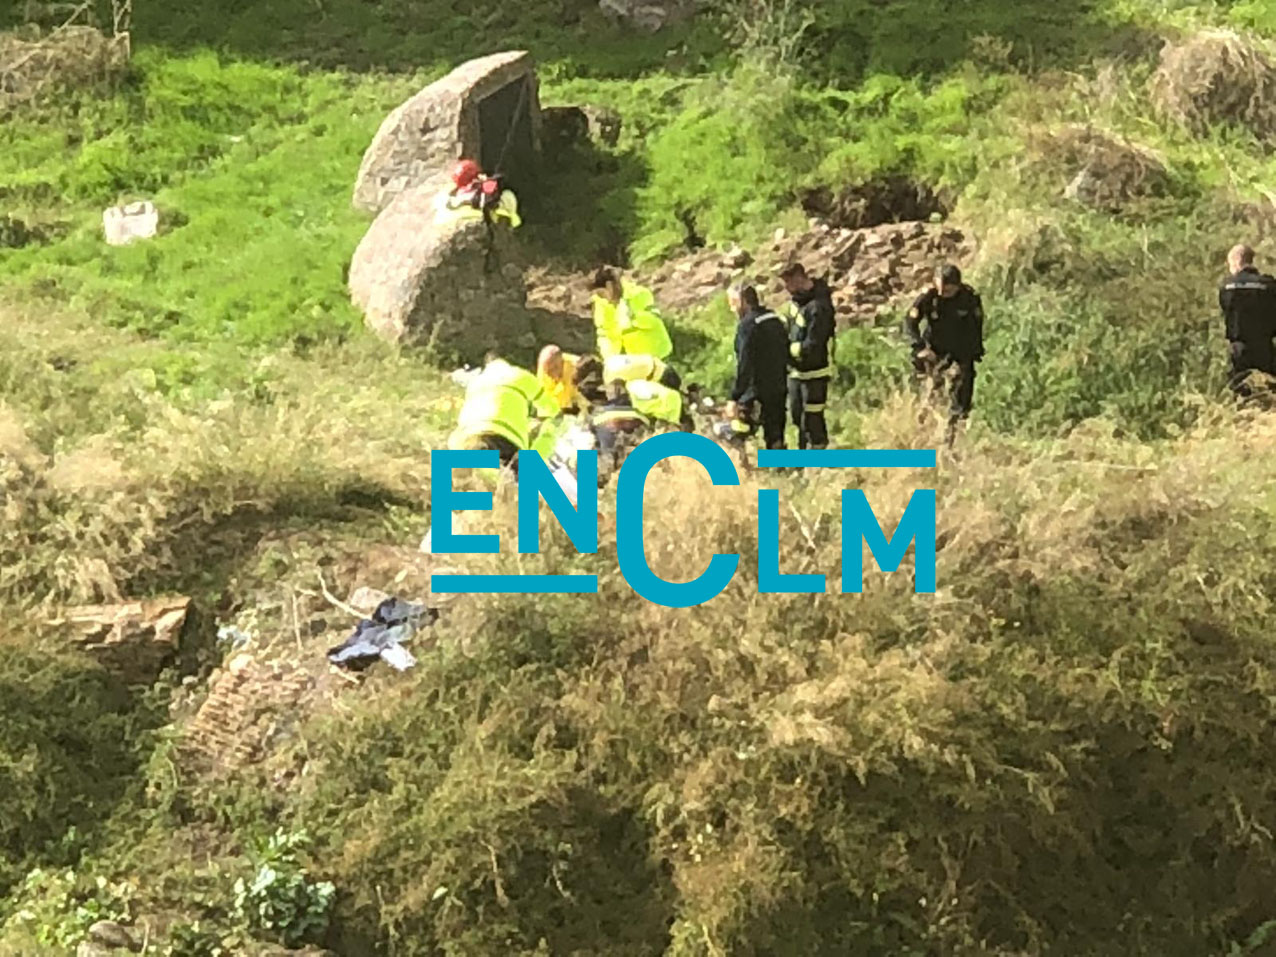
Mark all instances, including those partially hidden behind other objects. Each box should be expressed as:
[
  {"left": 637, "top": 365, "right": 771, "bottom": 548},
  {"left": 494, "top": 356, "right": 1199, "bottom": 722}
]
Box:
[
  {"left": 742, "top": 393, "right": 787, "bottom": 450},
  {"left": 915, "top": 355, "right": 977, "bottom": 422},
  {"left": 477, "top": 434, "right": 521, "bottom": 472},
  {"left": 788, "top": 377, "right": 829, "bottom": 449},
  {"left": 1229, "top": 339, "right": 1275, "bottom": 396}
]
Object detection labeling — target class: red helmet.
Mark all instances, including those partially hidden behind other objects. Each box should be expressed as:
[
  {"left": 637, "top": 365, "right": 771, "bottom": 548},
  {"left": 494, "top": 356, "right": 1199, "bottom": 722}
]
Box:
[{"left": 452, "top": 159, "right": 481, "bottom": 189}]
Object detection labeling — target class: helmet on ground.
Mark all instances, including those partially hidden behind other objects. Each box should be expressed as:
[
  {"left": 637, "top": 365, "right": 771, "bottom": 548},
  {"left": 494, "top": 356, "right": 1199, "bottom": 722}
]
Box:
[{"left": 452, "top": 159, "right": 481, "bottom": 189}]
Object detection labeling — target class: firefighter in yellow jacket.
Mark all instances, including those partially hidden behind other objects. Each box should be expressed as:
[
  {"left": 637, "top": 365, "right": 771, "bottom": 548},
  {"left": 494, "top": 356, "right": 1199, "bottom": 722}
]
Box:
[
  {"left": 447, "top": 354, "right": 560, "bottom": 478},
  {"left": 589, "top": 268, "right": 673, "bottom": 362},
  {"left": 435, "top": 159, "right": 522, "bottom": 229}
]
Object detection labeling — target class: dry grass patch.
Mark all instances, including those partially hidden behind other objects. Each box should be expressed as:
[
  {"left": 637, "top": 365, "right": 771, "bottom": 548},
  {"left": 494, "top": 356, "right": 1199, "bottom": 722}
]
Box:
[{"left": 1151, "top": 29, "right": 1276, "bottom": 141}]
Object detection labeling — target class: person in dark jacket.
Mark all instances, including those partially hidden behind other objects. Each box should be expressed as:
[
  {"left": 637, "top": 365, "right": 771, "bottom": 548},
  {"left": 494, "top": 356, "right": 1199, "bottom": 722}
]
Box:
[
  {"left": 906, "top": 264, "right": 985, "bottom": 439},
  {"left": 779, "top": 262, "right": 836, "bottom": 449},
  {"left": 726, "top": 283, "right": 789, "bottom": 450},
  {"left": 1219, "top": 244, "right": 1276, "bottom": 397}
]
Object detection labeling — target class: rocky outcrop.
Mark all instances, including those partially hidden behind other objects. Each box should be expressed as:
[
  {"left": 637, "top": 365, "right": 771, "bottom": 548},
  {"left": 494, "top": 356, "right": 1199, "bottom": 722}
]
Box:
[
  {"left": 348, "top": 181, "right": 534, "bottom": 364},
  {"left": 353, "top": 51, "right": 542, "bottom": 215},
  {"left": 51, "top": 596, "right": 189, "bottom": 682}
]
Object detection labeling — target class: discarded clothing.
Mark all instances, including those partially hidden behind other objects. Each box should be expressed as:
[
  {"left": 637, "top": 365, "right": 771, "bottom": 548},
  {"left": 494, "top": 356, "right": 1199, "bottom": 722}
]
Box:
[{"left": 327, "top": 597, "right": 436, "bottom": 673}]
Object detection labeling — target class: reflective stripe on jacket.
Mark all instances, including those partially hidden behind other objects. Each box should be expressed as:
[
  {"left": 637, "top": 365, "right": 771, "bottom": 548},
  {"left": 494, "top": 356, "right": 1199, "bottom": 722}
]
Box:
[
  {"left": 603, "top": 353, "right": 667, "bottom": 384},
  {"left": 628, "top": 379, "right": 682, "bottom": 425}
]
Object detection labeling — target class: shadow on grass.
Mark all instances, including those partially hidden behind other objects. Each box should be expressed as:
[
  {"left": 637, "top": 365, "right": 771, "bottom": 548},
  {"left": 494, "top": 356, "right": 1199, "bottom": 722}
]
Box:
[
  {"left": 117, "top": 0, "right": 723, "bottom": 78},
  {"left": 806, "top": 0, "right": 1167, "bottom": 82},
  {"left": 0, "top": 644, "right": 168, "bottom": 896}
]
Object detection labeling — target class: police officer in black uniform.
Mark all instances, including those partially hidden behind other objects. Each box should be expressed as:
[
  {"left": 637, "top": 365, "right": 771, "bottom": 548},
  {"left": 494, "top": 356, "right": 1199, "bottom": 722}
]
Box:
[
  {"left": 906, "top": 264, "right": 985, "bottom": 441},
  {"left": 726, "top": 283, "right": 789, "bottom": 450},
  {"left": 779, "top": 262, "right": 836, "bottom": 450},
  {"left": 1219, "top": 244, "right": 1276, "bottom": 397}
]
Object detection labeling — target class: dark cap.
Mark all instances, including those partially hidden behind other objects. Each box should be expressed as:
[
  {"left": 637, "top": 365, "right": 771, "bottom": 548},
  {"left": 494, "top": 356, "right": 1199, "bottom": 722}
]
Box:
[
  {"left": 591, "top": 267, "right": 619, "bottom": 290},
  {"left": 937, "top": 264, "right": 962, "bottom": 286}
]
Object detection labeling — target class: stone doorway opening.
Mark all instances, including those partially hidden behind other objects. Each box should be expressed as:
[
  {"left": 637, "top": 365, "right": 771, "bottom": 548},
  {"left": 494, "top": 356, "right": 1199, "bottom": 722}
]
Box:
[{"left": 479, "top": 75, "right": 536, "bottom": 194}]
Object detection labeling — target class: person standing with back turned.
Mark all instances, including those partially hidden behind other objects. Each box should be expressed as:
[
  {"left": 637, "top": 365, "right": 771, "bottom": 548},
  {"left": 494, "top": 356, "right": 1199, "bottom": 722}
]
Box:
[
  {"left": 1219, "top": 244, "right": 1276, "bottom": 398},
  {"left": 779, "top": 262, "right": 836, "bottom": 450},
  {"left": 726, "top": 283, "right": 789, "bottom": 450}
]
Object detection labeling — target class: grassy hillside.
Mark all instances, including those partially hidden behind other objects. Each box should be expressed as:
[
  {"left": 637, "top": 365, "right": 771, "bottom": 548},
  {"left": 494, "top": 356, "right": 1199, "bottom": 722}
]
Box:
[{"left": 4, "top": 0, "right": 1276, "bottom": 953}]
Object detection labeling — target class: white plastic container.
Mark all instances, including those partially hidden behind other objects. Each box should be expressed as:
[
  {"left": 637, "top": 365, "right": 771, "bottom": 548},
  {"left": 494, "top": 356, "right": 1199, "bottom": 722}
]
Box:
[{"left": 103, "top": 201, "right": 159, "bottom": 246}]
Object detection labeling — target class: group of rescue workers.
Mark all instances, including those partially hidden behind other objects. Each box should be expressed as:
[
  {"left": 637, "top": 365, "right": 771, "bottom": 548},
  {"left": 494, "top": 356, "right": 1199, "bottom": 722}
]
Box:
[
  {"left": 444, "top": 197, "right": 988, "bottom": 479},
  {"left": 440, "top": 158, "right": 1276, "bottom": 481}
]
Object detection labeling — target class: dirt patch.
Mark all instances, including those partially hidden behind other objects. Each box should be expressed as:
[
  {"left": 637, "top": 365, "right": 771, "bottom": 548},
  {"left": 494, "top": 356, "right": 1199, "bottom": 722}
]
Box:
[
  {"left": 1151, "top": 29, "right": 1276, "bottom": 141},
  {"left": 0, "top": 214, "right": 63, "bottom": 249},
  {"left": 800, "top": 177, "right": 953, "bottom": 230},
  {"left": 177, "top": 541, "right": 439, "bottom": 778}
]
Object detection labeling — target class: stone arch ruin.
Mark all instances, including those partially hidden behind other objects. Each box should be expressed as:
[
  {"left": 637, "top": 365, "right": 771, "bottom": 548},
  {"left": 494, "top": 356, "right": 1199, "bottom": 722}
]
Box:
[
  {"left": 353, "top": 50, "right": 542, "bottom": 214},
  {"left": 348, "top": 51, "right": 545, "bottom": 364}
]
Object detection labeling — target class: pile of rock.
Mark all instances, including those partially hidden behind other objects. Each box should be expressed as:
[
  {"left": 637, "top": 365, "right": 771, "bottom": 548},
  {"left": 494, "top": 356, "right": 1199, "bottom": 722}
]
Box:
[
  {"left": 768, "top": 220, "right": 974, "bottom": 324},
  {"left": 528, "top": 218, "right": 974, "bottom": 330},
  {"left": 50, "top": 596, "right": 189, "bottom": 684},
  {"left": 180, "top": 650, "right": 317, "bottom": 774}
]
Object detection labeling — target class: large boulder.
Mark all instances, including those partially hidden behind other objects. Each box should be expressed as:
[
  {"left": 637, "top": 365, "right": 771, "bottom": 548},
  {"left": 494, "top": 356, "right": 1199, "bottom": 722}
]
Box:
[
  {"left": 353, "top": 51, "right": 542, "bottom": 215},
  {"left": 348, "top": 181, "right": 534, "bottom": 364}
]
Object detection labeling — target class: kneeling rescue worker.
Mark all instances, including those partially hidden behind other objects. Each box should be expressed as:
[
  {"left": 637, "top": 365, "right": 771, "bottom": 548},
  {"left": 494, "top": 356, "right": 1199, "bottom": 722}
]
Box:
[
  {"left": 448, "top": 353, "right": 559, "bottom": 477},
  {"left": 1219, "top": 243, "right": 1276, "bottom": 397},
  {"left": 590, "top": 268, "right": 674, "bottom": 362},
  {"left": 536, "top": 345, "right": 585, "bottom": 413},
  {"left": 779, "top": 262, "right": 836, "bottom": 450},
  {"left": 438, "top": 159, "right": 522, "bottom": 229}
]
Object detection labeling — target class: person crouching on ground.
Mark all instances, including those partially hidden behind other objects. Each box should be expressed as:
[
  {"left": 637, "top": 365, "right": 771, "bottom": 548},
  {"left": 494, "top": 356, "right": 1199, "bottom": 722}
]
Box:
[
  {"left": 590, "top": 267, "right": 674, "bottom": 363},
  {"left": 447, "top": 352, "right": 559, "bottom": 478}
]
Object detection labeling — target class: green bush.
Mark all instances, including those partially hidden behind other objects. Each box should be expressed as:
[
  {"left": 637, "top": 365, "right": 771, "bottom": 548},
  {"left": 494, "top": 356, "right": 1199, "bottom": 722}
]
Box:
[
  {"left": 0, "top": 868, "right": 135, "bottom": 951},
  {"left": 232, "top": 830, "right": 335, "bottom": 947}
]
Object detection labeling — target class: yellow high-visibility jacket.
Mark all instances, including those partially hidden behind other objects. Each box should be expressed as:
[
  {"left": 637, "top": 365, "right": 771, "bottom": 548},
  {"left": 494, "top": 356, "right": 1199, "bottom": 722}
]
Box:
[
  {"left": 538, "top": 353, "right": 581, "bottom": 412},
  {"left": 592, "top": 281, "right": 673, "bottom": 361},
  {"left": 628, "top": 379, "right": 682, "bottom": 426},
  {"left": 449, "top": 359, "right": 559, "bottom": 452},
  {"left": 434, "top": 186, "right": 522, "bottom": 229},
  {"left": 602, "top": 353, "right": 669, "bottom": 385}
]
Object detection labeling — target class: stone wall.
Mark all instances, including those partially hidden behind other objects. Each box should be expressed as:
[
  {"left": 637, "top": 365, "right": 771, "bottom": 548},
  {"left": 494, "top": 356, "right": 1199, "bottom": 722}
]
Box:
[{"left": 353, "top": 50, "right": 542, "bottom": 215}]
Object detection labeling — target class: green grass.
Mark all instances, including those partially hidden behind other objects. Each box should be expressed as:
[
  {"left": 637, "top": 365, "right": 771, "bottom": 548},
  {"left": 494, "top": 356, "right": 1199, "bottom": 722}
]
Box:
[{"left": 5, "top": 0, "right": 1276, "bottom": 952}]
